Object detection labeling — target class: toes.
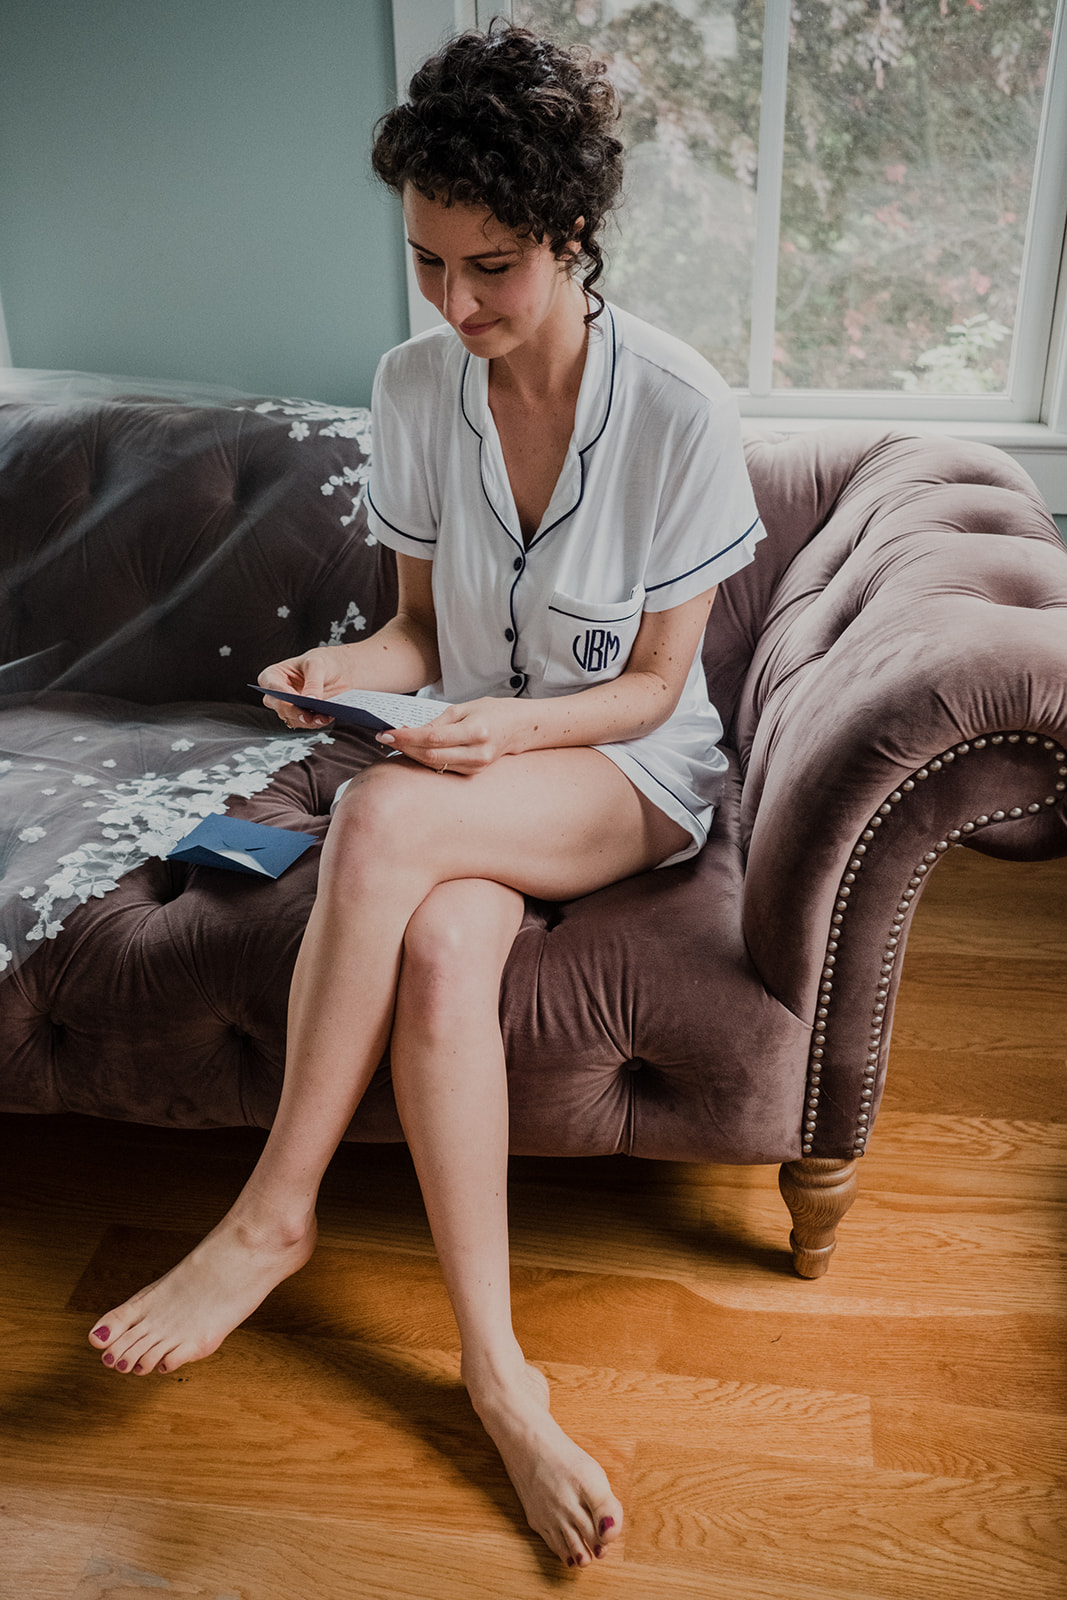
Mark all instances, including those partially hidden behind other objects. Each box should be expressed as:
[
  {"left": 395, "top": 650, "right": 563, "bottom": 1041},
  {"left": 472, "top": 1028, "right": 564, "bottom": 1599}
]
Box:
[
  {"left": 89, "top": 1315, "right": 128, "bottom": 1353},
  {"left": 88, "top": 1305, "right": 139, "bottom": 1356},
  {"left": 115, "top": 1330, "right": 167, "bottom": 1376},
  {"left": 557, "top": 1520, "right": 599, "bottom": 1569},
  {"left": 595, "top": 1506, "right": 623, "bottom": 1547},
  {"left": 100, "top": 1335, "right": 140, "bottom": 1373},
  {"left": 89, "top": 1307, "right": 168, "bottom": 1375},
  {"left": 559, "top": 1500, "right": 622, "bottom": 1567}
]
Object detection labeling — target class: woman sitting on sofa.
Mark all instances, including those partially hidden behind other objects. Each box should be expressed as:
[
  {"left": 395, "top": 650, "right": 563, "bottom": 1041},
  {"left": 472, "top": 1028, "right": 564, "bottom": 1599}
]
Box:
[{"left": 88, "top": 23, "right": 762, "bottom": 1570}]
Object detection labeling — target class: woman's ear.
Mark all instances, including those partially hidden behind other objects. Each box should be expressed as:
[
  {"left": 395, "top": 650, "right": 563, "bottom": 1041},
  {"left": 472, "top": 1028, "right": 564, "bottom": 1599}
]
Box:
[{"left": 559, "top": 217, "right": 585, "bottom": 269}]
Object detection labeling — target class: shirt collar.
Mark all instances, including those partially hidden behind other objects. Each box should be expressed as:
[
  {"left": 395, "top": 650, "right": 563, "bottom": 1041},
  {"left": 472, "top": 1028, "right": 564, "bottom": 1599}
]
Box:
[{"left": 460, "top": 304, "right": 617, "bottom": 548}]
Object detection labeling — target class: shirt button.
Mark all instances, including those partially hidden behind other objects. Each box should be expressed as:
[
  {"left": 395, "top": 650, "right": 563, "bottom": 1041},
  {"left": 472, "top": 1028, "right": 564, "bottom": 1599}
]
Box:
[
  {"left": 513, "top": 556, "right": 524, "bottom": 571},
  {"left": 504, "top": 628, "right": 515, "bottom": 642},
  {"left": 509, "top": 673, "right": 524, "bottom": 689}
]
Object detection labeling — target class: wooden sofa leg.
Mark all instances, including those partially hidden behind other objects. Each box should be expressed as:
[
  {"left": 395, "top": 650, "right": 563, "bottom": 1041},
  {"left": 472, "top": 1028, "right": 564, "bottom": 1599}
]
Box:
[{"left": 778, "top": 1158, "right": 858, "bottom": 1279}]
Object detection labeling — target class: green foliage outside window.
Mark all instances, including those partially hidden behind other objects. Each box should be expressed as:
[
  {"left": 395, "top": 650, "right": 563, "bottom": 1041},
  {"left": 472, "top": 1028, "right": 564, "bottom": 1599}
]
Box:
[{"left": 515, "top": 0, "right": 1056, "bottom": 394}]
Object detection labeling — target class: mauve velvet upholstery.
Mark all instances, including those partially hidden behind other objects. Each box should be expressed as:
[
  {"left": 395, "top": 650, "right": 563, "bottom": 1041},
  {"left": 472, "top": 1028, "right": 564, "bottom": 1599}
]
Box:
[{"left": 1, "top": 392, "right": 1065, "bottom": 1168}]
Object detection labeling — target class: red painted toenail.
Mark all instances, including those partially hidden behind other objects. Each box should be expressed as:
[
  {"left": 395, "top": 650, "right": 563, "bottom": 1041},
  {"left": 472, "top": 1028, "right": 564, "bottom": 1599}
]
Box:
[
  {"left": 116, "top": 1359, "right": 128, "bottom": 1371},
  {"left": 595, "top": 1546, "right": 605, "bottom": 1559},
  {"left": 158, "top": 1362, "right": 167, "bottom": 1373},
  {"left": 92, "top": 1326, "right": 110, "bottom": 1341},
  {"left": 599, "top": 1516, "right": 615, "bottom": 1535},
  {"left": 102, "top": 1352, "right": 115, "bottom": 1365}
]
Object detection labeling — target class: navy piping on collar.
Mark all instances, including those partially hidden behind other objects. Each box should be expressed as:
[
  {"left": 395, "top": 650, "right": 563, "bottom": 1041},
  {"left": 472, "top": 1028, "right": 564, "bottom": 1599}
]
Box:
[
  {"left": 366, "top": 485, "right": 437, "bottom": 545},
  {"left": 459, "top": 305, "right": 619, "bottom": 556},
  {"left": 644, "top": 515, "right": 763, "bottom": 595}
]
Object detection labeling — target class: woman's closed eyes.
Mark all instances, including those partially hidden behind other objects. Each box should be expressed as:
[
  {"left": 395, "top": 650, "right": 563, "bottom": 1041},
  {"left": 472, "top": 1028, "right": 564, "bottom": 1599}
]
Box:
[{"left": 414, "top": 251, "right": 514, "bottom": 276}]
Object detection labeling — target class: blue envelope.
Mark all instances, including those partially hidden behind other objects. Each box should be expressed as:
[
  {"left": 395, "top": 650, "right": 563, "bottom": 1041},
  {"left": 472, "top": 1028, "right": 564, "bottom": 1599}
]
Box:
[{"left": 167, "top": 814, "right": 317, "bottom": 878}]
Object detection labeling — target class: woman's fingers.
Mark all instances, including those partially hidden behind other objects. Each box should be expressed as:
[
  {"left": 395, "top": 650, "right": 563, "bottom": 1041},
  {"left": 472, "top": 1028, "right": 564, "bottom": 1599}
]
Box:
[
  {"left": 382, "top": 711, "right": 495, "bottom": 772},
  {"left": 256, "top": 660, "right": 334, "bottom": 729}
]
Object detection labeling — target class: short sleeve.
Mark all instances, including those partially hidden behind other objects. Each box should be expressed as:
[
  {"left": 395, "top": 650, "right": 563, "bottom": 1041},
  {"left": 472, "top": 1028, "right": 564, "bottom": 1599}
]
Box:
[
  {"left": 366, "top": 350, "right": 438, "bottom": 560},
  {"left": 641, "top": 392, "right": 764, "bottom": 612}
]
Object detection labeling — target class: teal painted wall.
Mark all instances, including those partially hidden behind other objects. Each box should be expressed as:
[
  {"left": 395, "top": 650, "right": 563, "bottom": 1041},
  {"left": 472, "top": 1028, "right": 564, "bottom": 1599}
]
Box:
[{"left": 0, "top": 0, "right": 407, "bottom": 406}]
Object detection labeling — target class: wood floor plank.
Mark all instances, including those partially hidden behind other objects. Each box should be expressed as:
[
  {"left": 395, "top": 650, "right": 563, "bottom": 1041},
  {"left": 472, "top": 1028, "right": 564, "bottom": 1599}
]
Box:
[
  {"left": 0, "top": 1206, "right": 104, "bottom": 1312},
  {"left": 879, "top": 1048, "right": 1067, "bottom": 1120},
  {"left": 0, "top": 1310, "right": 634, "bottom": 1531},
  {"left": 56, "top": 1491, "right": 885, "bottom": 1600},
  {"left": 7, "top": 1154, "right": 1057, "bottom": 1326},
  {"left": 0, "top": 1487, "right": 115, "bottom": 1600},
  {"left": 901, "top": 849, "right": 1067, "bottom": 959},
  {"left": 888, "top": 962, "right": 1065, "bottom": 1056},
  {"left": 863, "top": 1116, "right": 1067, "bottom": 1203},
  {"left": 872, "top": 1397, "right": 1067, "bottom": 1483},
  {"left": 506, "top": 1273, "right": 1064, "bottom": 1412},
  {"left": 52, "top": 1226, "right": 1067, "bottom": 1409},
  {"left": 543, "top": 1362, "right": 874, "bottom": 1465},
  {"left": 626, "top": 1448, "right": 1067, "bottom": 1600}
]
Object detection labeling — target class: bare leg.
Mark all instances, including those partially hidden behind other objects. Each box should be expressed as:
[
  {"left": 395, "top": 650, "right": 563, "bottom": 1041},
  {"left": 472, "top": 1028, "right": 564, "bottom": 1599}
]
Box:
[
  {"left": 89, "top": 748, "right": 684, "bottom": 1558},
  {"left": 392, "top": 879, "right": 622, "bottom": 1568},
  {"left": 87, "top": 833, "right": 419, "bottom": 1376}
]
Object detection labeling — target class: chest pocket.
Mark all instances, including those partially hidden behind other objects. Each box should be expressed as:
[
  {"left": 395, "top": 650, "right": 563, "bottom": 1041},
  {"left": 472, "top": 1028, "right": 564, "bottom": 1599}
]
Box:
[{"left": 541, "top": 586, "right": 646, "bottom": 695}]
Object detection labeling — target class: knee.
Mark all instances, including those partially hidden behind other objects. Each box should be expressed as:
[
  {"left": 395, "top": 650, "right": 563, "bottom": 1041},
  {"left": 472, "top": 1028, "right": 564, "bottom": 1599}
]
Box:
[
  {"left": 323, "top": 763, "right": 428, "bottom": 879},
  {"left": 402, "top": 903, "right": 465, "bottom": 1007},
  {"left": 401, "top": 881, "right": 523, "bottom": 1000}
]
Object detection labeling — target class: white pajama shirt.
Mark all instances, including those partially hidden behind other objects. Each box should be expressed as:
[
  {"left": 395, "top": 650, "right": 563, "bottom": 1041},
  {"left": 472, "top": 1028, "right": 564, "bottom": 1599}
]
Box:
[{"left": 366, "top": 302, "right": 763, "bottom": 866}]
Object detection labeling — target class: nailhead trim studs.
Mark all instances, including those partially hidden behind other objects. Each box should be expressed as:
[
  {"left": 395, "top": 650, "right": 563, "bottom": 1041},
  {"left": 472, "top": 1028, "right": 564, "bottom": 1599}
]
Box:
[{"left": 801, "top": 734, "right": 1066, "bottom": 1158}]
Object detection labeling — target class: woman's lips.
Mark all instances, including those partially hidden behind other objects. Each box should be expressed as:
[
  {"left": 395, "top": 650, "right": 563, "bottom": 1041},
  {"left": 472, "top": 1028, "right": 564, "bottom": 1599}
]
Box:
[{"left": 459, "top": 317, "right": 500, "bottom": 336}]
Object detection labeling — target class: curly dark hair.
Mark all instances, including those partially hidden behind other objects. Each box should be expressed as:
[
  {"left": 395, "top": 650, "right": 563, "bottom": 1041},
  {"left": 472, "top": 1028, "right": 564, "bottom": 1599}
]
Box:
[{"left": 371, "top": 22, "right": 623, "bottom": 319}]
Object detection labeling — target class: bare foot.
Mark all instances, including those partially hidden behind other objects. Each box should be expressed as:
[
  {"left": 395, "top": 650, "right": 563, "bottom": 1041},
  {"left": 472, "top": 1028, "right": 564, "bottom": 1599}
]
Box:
[
  {"left": 87, "top": 1200, "right": 317, "bottom": 1376},
  {"left": 466, "top": 1356, "right": 624, "bottom": 1568}
]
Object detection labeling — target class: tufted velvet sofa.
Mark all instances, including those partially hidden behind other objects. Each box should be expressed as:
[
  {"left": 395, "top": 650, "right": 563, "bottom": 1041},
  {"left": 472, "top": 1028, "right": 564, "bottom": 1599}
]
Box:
[{"left": 2, "top": 374, "right": 1065, "bottom": 1277}]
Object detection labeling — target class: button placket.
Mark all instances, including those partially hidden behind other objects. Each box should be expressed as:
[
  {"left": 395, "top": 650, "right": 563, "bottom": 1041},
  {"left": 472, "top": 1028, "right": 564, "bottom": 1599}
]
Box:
[{"left": 506, "top": 550, "right": 527, "bottom": 693}]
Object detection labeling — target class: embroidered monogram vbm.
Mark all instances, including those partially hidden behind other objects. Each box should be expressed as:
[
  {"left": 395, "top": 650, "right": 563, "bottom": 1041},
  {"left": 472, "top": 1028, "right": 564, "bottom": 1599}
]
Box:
[{"left": 571, "top": 628, "right": 621, "bottom": 673}]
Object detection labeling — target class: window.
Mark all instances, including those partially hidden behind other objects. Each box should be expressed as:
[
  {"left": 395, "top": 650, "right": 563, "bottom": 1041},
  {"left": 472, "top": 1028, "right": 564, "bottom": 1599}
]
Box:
[{"left": 392, "top": 0, "right": 1067, "bottom": 507}]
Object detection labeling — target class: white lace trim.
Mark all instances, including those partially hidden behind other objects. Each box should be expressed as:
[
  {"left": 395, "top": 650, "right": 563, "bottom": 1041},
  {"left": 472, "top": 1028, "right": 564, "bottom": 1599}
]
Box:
[
  {"left": 250, "top": 399, "right": 376, "bottom": 544},
  {"left": 12, "top": 733, "right": 330, "bottom": 959}
]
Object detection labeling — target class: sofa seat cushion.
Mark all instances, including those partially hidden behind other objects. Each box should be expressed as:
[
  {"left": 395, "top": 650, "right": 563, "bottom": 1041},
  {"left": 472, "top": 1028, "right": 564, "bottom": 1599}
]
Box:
[
  {"left": 2, "top": 726, "right": 811, "bottom": 1166},
  {"left": 0, "top": 691, "right": 331, "bottom": 980}
]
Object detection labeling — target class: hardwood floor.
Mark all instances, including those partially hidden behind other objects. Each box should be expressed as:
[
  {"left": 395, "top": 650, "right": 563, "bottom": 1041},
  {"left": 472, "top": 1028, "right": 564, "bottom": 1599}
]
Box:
[{"left": 2, "top": 846, "right": 1064, "bottom": 1599}]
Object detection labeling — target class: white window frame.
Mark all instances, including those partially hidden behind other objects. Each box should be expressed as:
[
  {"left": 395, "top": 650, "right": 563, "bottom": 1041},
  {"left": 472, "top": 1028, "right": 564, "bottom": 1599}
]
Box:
[
  {"left": 0, "top": 283, "right": 13, "bottom": 370},
  {"left": 391, "top": 0, "right": 1067, "bottom": 509}
]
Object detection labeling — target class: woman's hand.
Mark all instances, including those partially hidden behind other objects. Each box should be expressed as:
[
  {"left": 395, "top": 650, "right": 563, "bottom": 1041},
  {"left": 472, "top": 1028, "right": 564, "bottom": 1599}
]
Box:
[
  {"left": 378, "top": 697, "right": 531, "bottom": 775},
  {"left": 257, "top": 647, "right": 352, "bottom": 730}
]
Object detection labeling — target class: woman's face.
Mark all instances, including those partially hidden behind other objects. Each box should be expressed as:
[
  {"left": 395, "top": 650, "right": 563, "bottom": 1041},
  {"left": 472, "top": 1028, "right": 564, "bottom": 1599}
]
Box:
[{"left": 402, "top": 186, "right": 582, "bottom": 358}]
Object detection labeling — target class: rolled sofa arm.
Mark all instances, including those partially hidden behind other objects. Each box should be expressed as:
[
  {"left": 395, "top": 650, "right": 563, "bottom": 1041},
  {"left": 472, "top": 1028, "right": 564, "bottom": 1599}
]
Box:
[{"left": 734, "top": 436, "right": 1067, "bottom": 1161}]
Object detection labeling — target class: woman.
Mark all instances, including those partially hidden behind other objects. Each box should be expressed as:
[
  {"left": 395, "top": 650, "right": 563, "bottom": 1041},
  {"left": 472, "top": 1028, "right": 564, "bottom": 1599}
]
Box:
[{"left": 88, "top": 24, "right": 762, "bottom": 1570}]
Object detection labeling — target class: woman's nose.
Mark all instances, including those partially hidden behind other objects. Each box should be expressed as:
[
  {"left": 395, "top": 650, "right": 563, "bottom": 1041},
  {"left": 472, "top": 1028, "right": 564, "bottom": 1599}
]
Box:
[{"left": 442, "top": 271, "right": 479, "bottom": 327}]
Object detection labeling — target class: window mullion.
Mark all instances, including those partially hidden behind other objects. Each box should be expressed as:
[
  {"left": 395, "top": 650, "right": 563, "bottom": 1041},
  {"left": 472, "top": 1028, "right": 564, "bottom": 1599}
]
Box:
[
  {"left": 1011, "top": 0, "right": 1067, "bottom": 420},
  {"left": 747, "top": 0, "right": 791, "bottom": 398}
]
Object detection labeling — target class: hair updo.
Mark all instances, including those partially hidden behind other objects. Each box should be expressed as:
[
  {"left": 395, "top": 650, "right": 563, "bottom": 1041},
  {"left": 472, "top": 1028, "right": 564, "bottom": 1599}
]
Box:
[{"left": 371, "top": 23, "right": 624, "bottom": 318}]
